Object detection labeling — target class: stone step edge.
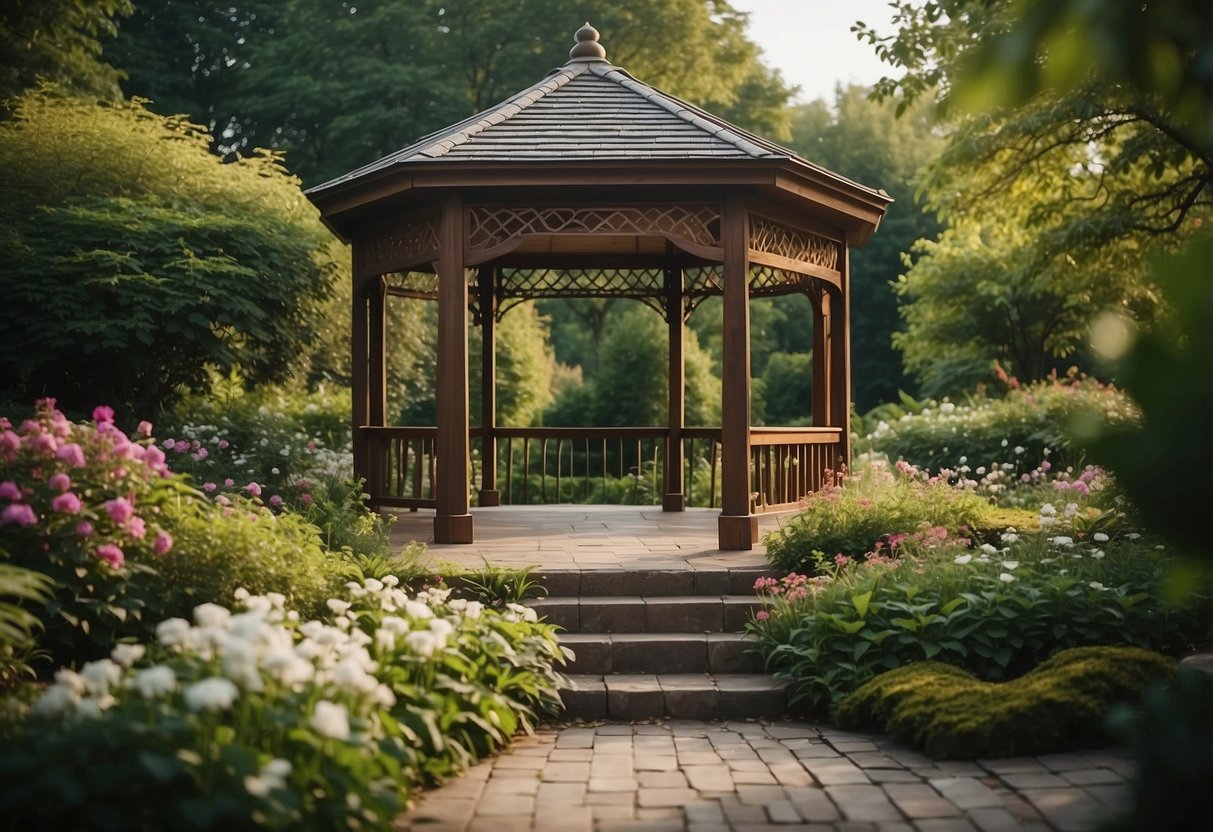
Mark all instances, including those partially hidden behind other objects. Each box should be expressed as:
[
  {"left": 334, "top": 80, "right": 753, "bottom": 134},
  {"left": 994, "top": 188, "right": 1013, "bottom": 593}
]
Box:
[
  {"left": 528, "top": 595, "right": 770, "bottom": 634},
  {"left": 558, "top": 673, "right": 791, "bottom": 721},
  {"left": 445, "top": 566, "right": 784, "bottom": 598},
  {"left": 557, "top": 632, "right": 764, "bottom": 675}
]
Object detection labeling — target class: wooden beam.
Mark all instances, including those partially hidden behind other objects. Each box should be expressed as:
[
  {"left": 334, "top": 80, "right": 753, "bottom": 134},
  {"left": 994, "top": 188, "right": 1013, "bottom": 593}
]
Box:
[
  {"left": 718, "top": 194, "right": 757, "bottom": 550},
  {"left": 663, "top": 266, "right": 685, "bottom": 512},
  {"left": 478, "top": 266, "right": 500, "bottom": 507},
  {"left": 434, "top": 193, "right": 473, "bottom": 543}
]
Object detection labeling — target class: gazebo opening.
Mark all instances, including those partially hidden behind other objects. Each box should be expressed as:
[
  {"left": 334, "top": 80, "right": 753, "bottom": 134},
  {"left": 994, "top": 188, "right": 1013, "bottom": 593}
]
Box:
[{"left": 306, "top": 23, "right": 891, "bottom": 550}]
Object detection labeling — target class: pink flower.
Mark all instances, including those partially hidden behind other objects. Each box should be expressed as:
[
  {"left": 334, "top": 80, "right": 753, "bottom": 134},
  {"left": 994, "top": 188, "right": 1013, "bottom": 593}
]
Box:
[
  {"left": 245, "top": 482, "right": 262, "bottom": 497},
  {"left": 55, "top": 443, "right": 86, "bottom": 468},
  {"left": 755, "top": 610, "right": 770, "bottom": 621},
  {"left": 96, "top": 543, "right": 124, "bottom": 569},
  {"left": 76, "top": 521, "right": 94, "bottom": 537},
  {"left": 173, "top": 439, "right": 190, "bottom": 453},
  {"left": 104, "top": 497, "right": 134, "bottom": 525},
  {"left": 0, "top": 430, "right": 20, "bottom": 458},
  {"left": 268, "top": 494, "right": 283, "bottom": 508},
  {"left": 92, "top": 405, "right": 115, "bottom": 424},
  {"left": 202, "top": 482, "right": 217, "bottom": 493},
  {"left": 126, "top": 515, "right": 146, "bottom": 539},
  {"left": 192, "top": 447, "right": 208, "bottom": 461},
  {"left": 48, "top": 472, "right": 71, "bottom": 492},
  {"left": 834, "top": 554, "right": 851, "bottom": 566},
  {"left": 51, "top": 492, "right": 82, "bottom": 514},
  {"left": 144, "top": 444, "right": 166, "bottom": 470},
  {"left": 153, "top": 530, "right": 173, "bottom": 556},
  {"left": 30, "top": 433, "right": 58, "bottom": 454},
  {"left": 0, "top": 503, "right": 37, "bottom": 527},
  {"left": 136, "top": 420, "right": 153, "bottom": 437},
  {"left": 217, "top": 439, "right": 230, "bottom": 450},
  {"left": 300, "top": 493, "right": 313, "bottom": 506},
  {"left": 0, "top": 481, "right": 20, "bottom": 501},
  {"left": 223, "top": 478, "right": 235, "bottom": 488}
]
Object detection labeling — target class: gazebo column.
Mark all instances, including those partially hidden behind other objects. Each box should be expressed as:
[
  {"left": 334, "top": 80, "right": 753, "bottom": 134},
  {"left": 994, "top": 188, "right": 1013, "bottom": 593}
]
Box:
[
  {"left": 811, "top": 287, "right": 829, "bottom": 427},
  {"left": 351, "top": 248, "right": 372, "bottom": 498},
  {"left": 366, "top": 275, "right": 388, "bottom": 501},
  {"left": 434, "top": 193, "right": 473, "bottom": 543},
  {"left": 718, "top": 195, "right": 758, "bottom": 550},
  {"left": 477, "top": 266, "right": 500, "bottom": 507},
  {"left": 663, "top": 266, "right": 686, "bottom": 512},
  {"left": 830, "top": 244, "right": 853, "bottom": 468}
]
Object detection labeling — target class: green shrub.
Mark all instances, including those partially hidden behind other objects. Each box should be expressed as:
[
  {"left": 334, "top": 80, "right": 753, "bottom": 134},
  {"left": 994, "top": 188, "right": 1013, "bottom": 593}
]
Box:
[
  {"left": 834, "top": 646, "right": 1176, "bottom": 758},
  {"left": 763, "top": 459, "right": 996, "bottom": 571},
  {"left": 749, "top": 515, "right": 1210, "bottom": 712},
  {"left": 856, "top": 376, "right": 1138, "bottom": 475},
  {"left": 0, "top": 561, "right": 55, "bottom": 686}
]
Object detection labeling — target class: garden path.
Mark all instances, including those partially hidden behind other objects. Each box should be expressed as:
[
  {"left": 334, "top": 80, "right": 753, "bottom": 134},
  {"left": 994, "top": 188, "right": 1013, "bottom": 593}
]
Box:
[{"left": 388, "top": 508, "right": 1137, "bottom": 831}]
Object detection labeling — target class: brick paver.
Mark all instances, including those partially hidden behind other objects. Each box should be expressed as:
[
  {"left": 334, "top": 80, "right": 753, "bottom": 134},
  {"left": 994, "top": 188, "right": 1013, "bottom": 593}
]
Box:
[{"left": 396, "top": 721, "right": 1134, "bottom": 830}]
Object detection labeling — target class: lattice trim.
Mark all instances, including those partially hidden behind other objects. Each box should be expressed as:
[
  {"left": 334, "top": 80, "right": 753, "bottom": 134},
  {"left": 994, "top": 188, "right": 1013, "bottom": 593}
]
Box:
[
  {"left": 494, "top": 267, "right": 669, "bottom": 319},
  {"left": 467, "top": 205, "right": 721, "bottom": 252},
  {"left": 749, "top": 265, "right": 813, "bottom": 296},
  {"left": 363, "top": 215, "right": 439, "bottom": 276},
  {"left": 749, "top": 215, "right": 839, "bottom": 271},
  {"left": 383, "top": 271, "right": 439, "bottom": 297}
]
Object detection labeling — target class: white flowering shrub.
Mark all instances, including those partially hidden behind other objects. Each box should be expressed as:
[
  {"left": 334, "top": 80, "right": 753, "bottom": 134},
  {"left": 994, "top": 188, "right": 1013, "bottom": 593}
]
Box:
[{"left": 0, "top": 580, "right": 567, "bottom": 830}]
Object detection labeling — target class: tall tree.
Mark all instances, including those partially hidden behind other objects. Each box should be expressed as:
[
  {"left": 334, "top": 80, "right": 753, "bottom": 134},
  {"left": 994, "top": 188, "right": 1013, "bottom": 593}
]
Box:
[
  {"left": 856, "top": 0, "right": 1211, "bottom": 392},
  {"left": 0, "top": 0, "right": 131, "bottom": 104},
  {"left": 786, "top": 86, "right": 945, "bottom": 407}
]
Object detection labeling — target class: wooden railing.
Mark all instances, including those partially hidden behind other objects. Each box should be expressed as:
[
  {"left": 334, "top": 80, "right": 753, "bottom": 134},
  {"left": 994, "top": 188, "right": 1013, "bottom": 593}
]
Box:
[
  {"left": 750, "top": 427, "right": 845, "bottom": 512},
  {"left": 360, "top": 425, "right": 844, "bottom": 512}
]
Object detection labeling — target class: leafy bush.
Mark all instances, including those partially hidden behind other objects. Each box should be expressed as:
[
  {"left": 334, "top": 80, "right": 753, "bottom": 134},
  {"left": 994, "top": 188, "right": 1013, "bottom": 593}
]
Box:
[
  {"left": 834, "top": 646, "right": 1175, "bottom": 758},
  {"left": 857, "top": 376, "right": 1138, "bottom": 475},
  {"left": 0, "top": 399, "right": 186, "bottom": 664},
  {"left": 0, "top": 91, "right": 338, "bottom": 416},
  {"left": 749, "top": 510, "right": 1210, "bottom": 712},
  {"left": 0, "top": 561, "right": 55, "bottom": 686},
  {"left": 763, "top": 459, "right": 996, "bottom": 571},
  {"left": 0, "top": 581, "right": 567, "bottom": 830}
]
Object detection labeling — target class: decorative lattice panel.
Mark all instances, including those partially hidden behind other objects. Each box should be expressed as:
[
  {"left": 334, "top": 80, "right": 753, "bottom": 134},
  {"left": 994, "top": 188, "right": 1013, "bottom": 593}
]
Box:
[
  {"left": 749, "top": 265, "right": 813, "bottom": 296},
  {"left": 363, "top": 215, "right": 439, "bottom": 276},
  {"left": 467, "top": 205, "right": 721, "bottom": 252},
  {"left": 493, "top": 267, "right": 669, "bottom": 319},
  {"left": 383, "top": 271, "right": 440, "bottom": 298},
  {"left": 749, "top": 215, "right": 840, "bottom": 271}
]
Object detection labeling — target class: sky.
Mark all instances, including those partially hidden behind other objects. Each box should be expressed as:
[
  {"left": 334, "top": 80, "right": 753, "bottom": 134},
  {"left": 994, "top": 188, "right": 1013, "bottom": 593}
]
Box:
[{"left": 729, "top": 0, "right": 898, "bottom": 104}]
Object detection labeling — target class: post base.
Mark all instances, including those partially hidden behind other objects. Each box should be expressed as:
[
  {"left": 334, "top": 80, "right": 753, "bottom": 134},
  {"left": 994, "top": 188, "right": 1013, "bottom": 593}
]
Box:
[
  {"left": 662, "top": 493, "right": 686, "bottom": 512},
  {"left": 718, "top": 514, "right": 758, "bottom": 550},
  {"left": 434, "top": 513, "right": 474, "bottom": 544},
  {"left": 477, "top": 489, "right": 501, "bottom": 507}
]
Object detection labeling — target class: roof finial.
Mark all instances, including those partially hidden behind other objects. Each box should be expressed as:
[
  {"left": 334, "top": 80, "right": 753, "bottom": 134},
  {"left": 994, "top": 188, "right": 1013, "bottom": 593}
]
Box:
[{"left": 569, "top": 22, "right": 607, "bottom": 61}]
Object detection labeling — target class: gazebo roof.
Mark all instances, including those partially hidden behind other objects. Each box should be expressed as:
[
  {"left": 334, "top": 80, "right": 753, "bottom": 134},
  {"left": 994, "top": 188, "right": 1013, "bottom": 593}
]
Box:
[{"left": 307, "top": 24, "right": 890, "bottom": 243}]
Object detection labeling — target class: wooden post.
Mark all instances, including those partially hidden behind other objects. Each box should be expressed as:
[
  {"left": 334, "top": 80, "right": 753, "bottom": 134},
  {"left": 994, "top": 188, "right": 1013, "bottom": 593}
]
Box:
[
  {"left": 663, "top": 266, "right": 685, "bottom": 512},
  {"left": 434, "top": 193, "right": 473, "bottom": 543},
  {"left": 830, "top": 243, "right": 853, "bottom": 470},
  {"left": 478, "top": 266, "right": 500, "bottom": 506},
  {"left": 366, "top": 275, "right": 387, "bottom": 506},
  {"left": 351, "top": 245, "right": 372, "bottom": 502},
  {"left": 718, "top": 194, "right": 757, "bottom": 550},
  {"left": 811, "top": 287, "right": 829, "bottom": 427}
]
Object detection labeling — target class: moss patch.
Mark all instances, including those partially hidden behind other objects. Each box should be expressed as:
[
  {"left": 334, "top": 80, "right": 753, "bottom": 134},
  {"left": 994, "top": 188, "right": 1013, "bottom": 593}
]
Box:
[{"left": 834, "top": 646, "right": 1175, "bottom": 758}]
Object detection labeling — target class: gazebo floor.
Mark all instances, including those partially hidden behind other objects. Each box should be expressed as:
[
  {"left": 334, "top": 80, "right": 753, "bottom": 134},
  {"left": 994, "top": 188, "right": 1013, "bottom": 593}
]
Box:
[{"left": 385, "top": 504, "right": 789, "bottom": 572}]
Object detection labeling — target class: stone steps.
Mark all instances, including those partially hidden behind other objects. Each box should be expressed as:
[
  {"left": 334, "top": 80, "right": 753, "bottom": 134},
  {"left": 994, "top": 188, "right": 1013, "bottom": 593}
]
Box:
[{"left": 521, "top": 566, "right": 791, "bottom": 721}]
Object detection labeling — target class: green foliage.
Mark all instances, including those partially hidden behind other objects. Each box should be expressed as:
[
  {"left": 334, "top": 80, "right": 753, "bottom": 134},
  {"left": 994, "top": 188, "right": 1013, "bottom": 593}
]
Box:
[
  {"left": 0, "top": 90, "right": 337, "bottom": 417},
  {"left": 472, "top": 303, "right": 556, "bottom": 427},
  {"left": 763, "top": 461, "right": 996, "bottom": 572},
  {"left": 834, "top": 646, "right": 1176, "bottom": 758},
  {"left": 0, "top": 582, "right": 568, "bottom": 830},
  {"left": 1104, "top": 666, "right": 1213, "bottom": 832},
  {"left": 0, "top": 0, "right": 131, "bottom": 103},
  {"left": 111, "top": 0, "right": 794, "bottom": 185},
  {"left": 452, "top": 561, "right": 548, "bottom": 606},
  {"left": 750, "top": 523, "right": 1210, "bottom": 713},
  {"left": 787, "top": 86, "right": 946, "bottom": 408},
  {"left": 756, "top": 351, "right": 812, "bottom": 426},
  {"left": 0, "top": 562, "right": 55, "bottom": 686},
  {"left": 858, "top": 376, "right": 1140, "bottom": 475}
]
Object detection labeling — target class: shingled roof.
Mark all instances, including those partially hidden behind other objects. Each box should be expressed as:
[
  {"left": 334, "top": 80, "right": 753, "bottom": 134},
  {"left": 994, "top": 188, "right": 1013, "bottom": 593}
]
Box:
[{"left": 309, "top": 23, "right": 831, "bottom": 196}]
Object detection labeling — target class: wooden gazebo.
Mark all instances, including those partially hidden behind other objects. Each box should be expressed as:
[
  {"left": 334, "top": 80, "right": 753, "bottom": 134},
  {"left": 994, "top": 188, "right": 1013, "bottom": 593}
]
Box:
[{"left": 307, "top": 24, "right": 890, "bottom": 550}]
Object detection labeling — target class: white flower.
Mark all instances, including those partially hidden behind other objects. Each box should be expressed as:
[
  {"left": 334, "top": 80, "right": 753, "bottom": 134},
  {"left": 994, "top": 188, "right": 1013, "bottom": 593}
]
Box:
[
  {"left": 405, "top": 630, "right": 438, "bottom": 657},
  {"left": 464, "top": 601, "right": 484, "bottom": 620},
  {"left": 954, "top": 554, "right": 973, "bottom": 565},
  {"left": 156, "top": 617, "right": 192, "bottom": 646},
  {"left": 263, "top": 759, "right": 291, "bottom": 781},
  {"left": 326, "top": 598, "right": 352, "bottom": 615},
  {"left": 402, "top": 600, "right": 434, "bottom": 620},
  {"left": 33, "top": 684, "right": 80, "bottom": 718},
  {"left": 111, "top": 643, "right": 146, "bottom": 668},
  {"left": 1014, "top": 445, "right": 1025, "bottom": 455},
  {"left": 1050, "top": 536, "right": 1074, "bottom": 547},
  {"left": 381, "top": 575, "right": 400, "bottom": 588},
  {"left": 80, "top": 659, "right": 122, "bottom": 696},
  {"left": 1091, "top": 549, "right": 1106, "bottom": 560},
  {"left": 506, "top": 603, "right": 538, "bottom": 623},
  {"left": 979, "top": 543, "right": 998, "bottom": 556},
  {"left": 1093, "top": 532, "right": 1110, "bottom": 543},
  {"left": 1126, "top": 532, "right": 1141, "bottom": 540},
  {"left": 194, "top": 603, "right": 232, "bottom": 629},
  {"left": 1039, "top": 504, "right": 1057, "bottom": 517},
  {"left": 363, "top": 578, "right": 384, "bottom": 593},
  {"left": 1001, "top": 561, "right": 1020, "bottom": 571},
  {"left": 958, "top": 456, "right": 968, "bottom": 464},
  {"left": 133, "top": 665, "right": 177, "bottom": 699},
  {"left": 1089, "top": 582, "right": 1107, "bottom": 591},
  {"left": 1001, "top": 439, "right": 1009, "bottom": 447},
  {"left": 311, "top": 700, "right": 350, "bottom": 741},
  {"left": 1064, "top": 503, "right": 1079, "bottom": 518},
  {"left": 53, "top": 668, "right": 86, "bottom": 696},
  {"left": 999, "top": 573, "right": 1016, "bottom": 583},
  {"left": 234, "top": 587, "right": 251, "bottom": 602},
  {"left": 1000, "top": 531, "right": 1020, "bottom": 544},
  {"left": 184, "top": 677, "right": 240, "bottom": 712}
]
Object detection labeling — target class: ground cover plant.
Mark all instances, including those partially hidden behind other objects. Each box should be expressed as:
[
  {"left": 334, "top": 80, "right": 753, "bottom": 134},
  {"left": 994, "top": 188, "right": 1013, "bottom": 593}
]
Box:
[
  {"left": 0, "top": 582, "right": 566, "bottom": 830},
  {"left": 750, "top": 500, "right": 1209, "bottom": 713},
  {"left": 834, "top": 646, "right": 1175, "bottom": 758}
]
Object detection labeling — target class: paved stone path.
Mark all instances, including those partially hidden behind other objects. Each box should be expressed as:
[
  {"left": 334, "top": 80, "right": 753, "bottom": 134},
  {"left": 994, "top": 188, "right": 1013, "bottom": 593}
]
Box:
[{"left": 395, "top": 720, "right": 1132, "bottom": 832}]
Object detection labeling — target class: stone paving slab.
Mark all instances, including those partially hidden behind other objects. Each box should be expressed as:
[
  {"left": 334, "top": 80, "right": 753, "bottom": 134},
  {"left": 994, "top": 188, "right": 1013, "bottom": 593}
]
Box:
[{"left": 395, "top": 721, "right": 1133, "bottom": 831}]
